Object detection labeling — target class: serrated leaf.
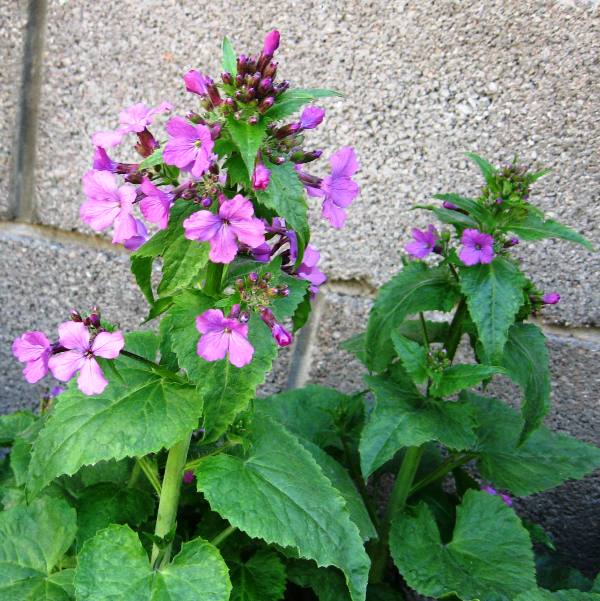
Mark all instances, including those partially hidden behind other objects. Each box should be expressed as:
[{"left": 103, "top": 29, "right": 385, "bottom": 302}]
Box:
[
  {"left": 366, "top": 263, "right": 460, "bottom": 372},
  {"left": 130, "top": 254, "right": 154, "bottom": 304},
  {"left": 227, "top": 116, "right": 266, "bottom": 178},
  {"left": 157, "top": 236, "right": 209, "bottom": 296},
  {"left": 506, "top": 213, "right": 593, "bottom": 251},
  {"left": 196, "top": 411, "right": 370, "bottom": 601},
  {"left": 74, "top": 524, "right": 231, "bottom": 601},
  {"left": 0, "top": 496, "right": 77, "bottom": 600},
  {"left": 230, "top": 549, "right": 286, "bottom": 601},
  {"left": 466, "top": 151, "right": 497, "bottom": 185},
  {"left": 225, "top": 153, "right": 250, "bottom": 187},
  {"left": 501, "top": 322, "right": 551, "bottom": 442},
  {"left": 264, "top": 88, "right": 342, "bottom": 121},
  {"left": 459, "top": 257, "right": 526, "bottom": 362},
  {"left": 360, "top": 372, "right": 477, "bottom": 477},
  {"left": 76, "top": 483, "right": 155, "bottom": 546},
  {"left": 256, "top": 160, "right": 310, "bottom": 258},
  {"left": 221, "top": 37, "right": 237, "bottom": 75},
  {"left": 164, "top": 289, "right": 277, "bottom": 441},
  {"left": 464, "top": 392, "right": 600, "bottom": 495},
  {"left": 390, "top": 333, "right": 429, "bottom": 385},
  {"left": 27, "top": 337, "right": 202, "bottom": 497},
  {"left": 0, "top": 411, "right": 37, "bottom": 445},
  {"left": 286, "top": 559, "right": 352, "bottom": 601},
  {"left": 429, "top": 364, "right": 504, "bottom": 398},
  {"left": 397, "top": 319, "right": 450, "bottom": 345},
  {"left": 390, "top": 490, "right": 536, "bottom": 600},
  {"left": 138, "top": 147, "right": 164, "bottom": 170},
  {"left": 516, "top": 590, "right": 600, "bottom": 601}
]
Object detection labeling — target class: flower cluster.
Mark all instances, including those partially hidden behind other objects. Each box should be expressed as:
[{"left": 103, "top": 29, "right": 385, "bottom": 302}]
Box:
[{"left": 12, "top": 308, "right": 124, "bottom": 395}]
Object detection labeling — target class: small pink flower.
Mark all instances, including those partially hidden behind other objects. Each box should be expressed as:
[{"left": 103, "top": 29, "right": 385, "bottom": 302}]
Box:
[
  {"left": 139, "top": 178, "right": 173, "bottom": 230},
  {"left": 12, "top": 331, "right": 51, "bottom": 384},
  {"left": 81, "top": 170, "right": 138, "bottom": 245},
  {"left": 405, "top": 225, "right": 439, "bottom": 259},
  {"left": 91, "top": 102, "right": 172, "bottom": 148},
  {"left": 458, "top": 229, "right": 495, "bottom": 266},
  {"left": 183, "top": 195, "right": 266, "bottom": 264},
  {"left": 163, "top": 116, "right": 215, "bottom": 178},
  {"left": 196, "top": 309, "right": 254, "bottom": 368},
  {"left": 48, "top": 322, "right": 124, "bottom": 396},
  {"left": 296, "top": 244, "right": 327, "bottom": 297},
  {"left": 252, "top": 161, "right": 271, "bottom": 191},
  {"left": 183, "top": 70, "right": 211, "bottom": 96}
]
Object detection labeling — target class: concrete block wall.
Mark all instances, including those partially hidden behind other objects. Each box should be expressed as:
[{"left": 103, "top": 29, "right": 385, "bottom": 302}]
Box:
[{"left": 1, "top": 0, "right": 599, "bottom": 574}]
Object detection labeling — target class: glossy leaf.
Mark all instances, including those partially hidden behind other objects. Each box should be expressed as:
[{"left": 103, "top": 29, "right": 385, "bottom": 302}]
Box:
[{"left": 466, "top": 151, "right": 497, "bottom": 185}]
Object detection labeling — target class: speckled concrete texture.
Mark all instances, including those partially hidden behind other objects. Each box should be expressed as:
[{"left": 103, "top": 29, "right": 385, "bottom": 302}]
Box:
[
  {"left": 0, "top": 2, "right": 26, "bottom": 216},
  {"left": 34, "top": 0, "right": 599, "bottom": 326}
]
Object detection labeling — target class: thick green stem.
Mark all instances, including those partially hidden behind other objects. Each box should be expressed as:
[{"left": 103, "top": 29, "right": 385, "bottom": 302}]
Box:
[
  {"left": 445, "top": 298, "right": 468, "bottom": 363},
  {"left": 204, "top": 262, "right": 224, "bottom": 296},
  {"left": 151, "top": 434, "right": 192, "bottom": 569},
  {"left": 369, "top": 446, "right": 424, "bottom": 583}
]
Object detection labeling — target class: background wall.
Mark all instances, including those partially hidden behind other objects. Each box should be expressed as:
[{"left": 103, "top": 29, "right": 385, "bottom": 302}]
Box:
[{"left": 1, "top": 0, "right": 599, "bottom": 575}]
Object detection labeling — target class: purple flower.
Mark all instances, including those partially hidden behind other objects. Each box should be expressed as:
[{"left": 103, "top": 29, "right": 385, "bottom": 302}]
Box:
[
  {"left": 308, "top": 147, "right": 360, "bottom": 229},
  {"left": 299, "top": 106, "right": 325, "bottom": 130},
  {"left": 92, "top": 147, "right": 117, "bottom": 172},
  {"left": 405, "top": 225, "right": 439, "bottom": 259},
  {"left": 183, "top": 195, "right": 265, "bottom": 264},
  {"left": 542, "top": 292, "right": 560, "bottom": 305},
  {"left": 92, "top": 102, "right": 171, "bottom": 148},
  {"left": 12, "top": 331, "right": 51, "bottom": 384},
  {"left": 263, "top": 30, "right": 280, "bottom": 56},
  {"left": 123, "top": 219, "right": 148, "bottom": 251},
  {"left": 482, "top": 485, "right": 513, "bottom": 507},
  {"left": 48, "top": 322, "right": 124, "bottom": 396},
  {"left": 196, "top": 309, "right": 254, "bottom": 368},
  {"left": 163, "top": 117, "right": 215, "bottom": 178},
  {"left": 183, "top": 70, "right": 211, "bottom": 96},
  {"left": 140, "top": 178, "right": 173, "bottom": 230},
  {"left": 252, "top": 243, "right": 272, "bottom": 263},
  {"left": 183, "top": 470, "right": 195, "bottom": 484},
  {"left": 81, "top": 170, "right": 138, "bottom": 244},
  {"left": 458, "top": 228, "right": 495, "bottom": 266},
  {"left": 297, "top": 244, "right": 327, "bottom": 297},
  {"left": 252, "top": 161, "right": 271, "bottom": 191}
]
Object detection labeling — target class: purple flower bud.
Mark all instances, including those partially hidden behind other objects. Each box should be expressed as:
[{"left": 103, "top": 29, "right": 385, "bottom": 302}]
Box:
[
  {"left": 263, "top": 30, "right": 280, "bottom": 56},
  {"left": 184, "top": 70, "right": 210, "bottom": 96},
  {"left": 252, "top": 243, "right": 272, "bottom": 263},
  {"left": 236, "top": 54, "right": 247, "bottom": 75},
  {"left": 262, "top": 61, "right": 278, "bottom": 78},
  {"left": 275, "top": 122, "right": 301, "bottom": 139},
  {"left": 223, "top": 97, "right": 237, "bottom": 109},
  {"left": 299, "top": 106, "right": 326, "bottom": 130},
  {"left": 258, "top": 77, "right": 273, "bottom": 96},
  {"left": 183, "top": 471, "right": 195, "bottom": 484},
  {"left": 272, "top": 323, "right": 293, "bottom": 347},
  {"left": 135, "top": 129, "right": 158, "bottom": 158},
  {"left": 249, "top": 272, "right": 259, "bottom": 282},
  {"left": 496, "top": 197, "right": 504, "bottom": 204},
  {"left": 206, "top": 81, "right": 222, "bottom": 106},
  {"left": 209, "top": 123, "right": 222, "bottom": 140},
  {"left": 221, "top": 72, "right": 233, "bottom": 85},
  {"left": 229, "top": 304, "right": 241, "bottom": 319},
  {"left": 239, "top": 311, "right": 250, "bottom": 323},
  {"left": 274, "top": 156, "right": 286, "bottom": 165},
  {"left": 274, "top": 81, "right": 290, "bottom": 95},
  {"left": 247, "top": 116, "right": 259, "bottom": 126},
  {"left": 252, "top": 161, "right": 271, "bottom": 190},
  {"left": 542, "top": 292, "right": 560, "bottom": 305},
  {"left": 503, "top": 236, "right": 520, "bottom": 248},
  {"left": 442, "top": 201, "right": 459, "bottom": 210},
  {"left": 201, "top": 197, "right": 212, "bottom": 208},
  {"left": 258, "top": 97, "right": 275, "bottom": 113},
  {"left": 235, "top": 73, "right": 244, "bottom": 87},
  {"left": 50, "top": 386, "right": 65, "bottom": 397},
  {"left": 70, "top": 309, "right": 83, "bottom": 322}
]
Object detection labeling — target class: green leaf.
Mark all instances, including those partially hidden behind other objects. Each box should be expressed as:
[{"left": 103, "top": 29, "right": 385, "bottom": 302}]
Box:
[
  {"left": 221, "top": 37, "right": 237, "bottom": 75},
  {"left": 256, "top": 160, "right": 310, "bottom": 258},
  {"left": 27, "top": 339, "right": 202, "bottom": 497},
  {"left": 341, "top": 333, "right": 367, "bottom": 365},
  {"left": 292, "top": 290, "right": 313, "bottom": 332},
  {"left": 74, "top": 524, "right": 231, "bottom": 601},
  {"left": 427, "top": 206, "right": 479, "bottom": 229},
  {"left": 164, "top": 289, "right": 277, "bottom": 441},
  {"left": 0, "top": 411, "right": 37, "bottom": 445},
  {"left": 196, "top": 411, "right": 370, "bottom": 601},
  {"left": 466, "top": 151, "right": 497, "bottom": 185},
  {"left": 227, "top": 116, "right": 266, "bottom": 178},
  {"left": 157, "top": 236, "right": 209, "bottom": 296},
  {"left": 286, "top": 559, "right": 352, "bottom": 601},
  {"left": 0, "top": 496, "right": 77, "bottom": 600},
  {"left": 125, "top": 331, "right": 160, "bottom": 361},
  {"left": 300, "top": 439, "right": 377, "bottom": 541},
  {"left": 506, "top": 213, "right": 593, "bottom": 251},
  {"left": 130, "top": 254, "right": 154, "bottom": 304},
  {"left": 390, "top": 333, "right": 429, "bottom": 385},
  {"left": 459, "top": 257, "right": 526, "bottom": 362},
  {"left": 433, "top": 193, "right": 494, "bottom": 227},
  {"left": 10, "top": 437, "right": 31, "bottom": 487},
  {"left": 501, "top": 322, "right": 551, "bottom": 442},
  {"left": 138, "top": 147, "right": 164, "bottom": 170},
  {"left": 397, "top": 319, "right": 449, "bottom": 345},
  {"left": 390, "top": 489, "right": 536, "bottom": 600},
  {"left": 366, "top": 263, "right": 460, "bottom": 372},
  {"left": 429, "top": 364, "right": 504, "bottom": 398},
  {"left": 360, "top": 372, "right": 477, "bottom": 477},
  {"left": 76, "top": 483, "right": 155, "bottom": 546},
  {"left": 464, "top": 392, "right": 600, "bottom": 495},
  {"left": 516, "top": 590, "right": 600, "bottom": 601},
  {"left": 230, "top": 549, "right": 286, "bottom": 601},
  {"left": 264, "top": 88, "right": 342, "bottom": 121},
  {"left": 225, "top": 153, "right": 250, "bottom": 187}
]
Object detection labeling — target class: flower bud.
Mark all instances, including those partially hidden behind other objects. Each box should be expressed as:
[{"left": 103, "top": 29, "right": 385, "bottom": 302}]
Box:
[
  {"left": 258, "top": 97, "right": 275, "bottom": 113},
  {"left": 262, "top": 61, "right": 278, "bottom": 78},
  {"left": 239, "top": 311, "right": 250, "bottom": 323},
  {"left": 252, "top": 161, "right": 271, "bottom": 190},
  {"left": 209, "top": 123, "right": 222, "bottom": 140},
  {"left": 236, "top": 54, "right": 247, "bottom": 75},
  {"left": 247, "top": 115, "right": 259, "bottom": 126},
  {"left": 299, "top": 106, "right": 326, "bottom": 130},
  {"left": 235, "top": 278, "right": 245, "bottom": 290},
  {"left": 184, "top": 70, "right": 210, "bottom": 96},
  {"left": 206, "top": 81, "right": 222, "bottom": 106},
  {"left": 249, "top": 272, "right": 259, "bottom": 282},
  {"left": 442, "top": 201, "right": 459, "bottom": 210},
  {"left": 186, "top": 111, "right": 204, "bottom": 124},
  {"left": 272, "top": 323, "right": 293, "bottom": 347},
  {"left": 223, "top": 97, "right": 237, "bottom": 110},
  {"left": 263, "top": 30, "right": 280, "bottom": 57},
  {"left": 229, "top": 304, "right": 241, "bottom": 319},
  {"left": 183, "top": 471, "right": 195, "bottom": 484},
  {"left": 503, "top": 237, "right": 519, "bottom": 248},
  {"left": 201, "top": 197, "right": 212, "bottom": 208},
  {"left": 542, "top": 292, "right": 560, "bottom": 305},
  {"left": 274, "top": 81, "right": 290, "bottom": 95},
  {"left": 275, "top": 122, "right": 301, "bottom": 139},
  {"left": 221, "top": 71, "right": 233, "bottom": 85},
  {"left": 70, "top": 309, "right": 83, "bottom": 322},
  {"left": 235, "top": 73, "right": 244, "bottom": 87},
  {"left": 258, "top": 77, "right": 273, "bottom": 96}
]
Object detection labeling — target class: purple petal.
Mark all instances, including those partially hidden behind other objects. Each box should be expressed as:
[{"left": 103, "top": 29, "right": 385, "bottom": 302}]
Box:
[
  {"left": 230, "top": 217, "right": 266, "bottom": 249},
  {"left": 196, "top": 309, "right": 226, "bottom": 334},
  {"left": 23, "top": 356, "right": 49, "bottom": 384},
  {"left": 208, "top": 224, "right": 238, "bottom": 263},
  {"left": 405, "top": 241, "right": 431, "bottom": 259},
  {"left": 322, "top": 197, "right": 348, "bottom": 229},
  {"left": 163, "top": 136, "right": 198, "bottom": 170},
  {"left": 197, "top": 329, "right": 229, "bottom": 362},
  {"left": 112, "top": 210, "right": 139, "bottom": 245},
  {"left": 123, "top": 219, "right": 149, "bottom": 251},
  {"left": 252, "top": 163, "right": 271, "bottom": 190},
  {"left": 184, "top": 70, "right": 210, "bottom": 95},
  {"left": 183, "top": 211, "right": 223, "bottom": 242},
  {"left": 12, "top": 331, "right": 50, "bottom": 362},
  {"left": 458, "top": 246, "right": 482, "bottom": 266},
  {"left": 219, "top": 195, "right": 254, "bottom": 221},
  {"left": 57, "top": 321, "right": 90, "bottom": 351},
  {"left": 91, "top": 129, "right": 126, "bottom": 148},
  {"left": 299, "top": 106, "right": 325, "bottom": 129},
  {"left": 91, "top": 331, "right": 125, "bottom": 359},
  {"left": 330, "top": 147, "right": 359, "bottom": 178},
  {"left": 324, "top": 176, "right": 360, "bottom": 208},
  {"left": 92, "top": 147, "right": 117, "bottom": 171},
  {"left": 165, "top": 116, "right": 198, "bottom": 139},
  {"left": 49, "top": 349, "right": 86, "bottom": 382},
  {"left": 77, "top": 357, "right": 109, "bottom": 395},
  {"left": 227, "top": 330, "right": 254, "bottom": 367},
  {"left": 479, "top": 245, "right": 495, "bottom": 264}
]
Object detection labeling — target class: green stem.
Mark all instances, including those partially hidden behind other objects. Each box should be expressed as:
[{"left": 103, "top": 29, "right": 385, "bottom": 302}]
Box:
[
  {"left": 410, "top": 452, "right": 475, "bottom": 496},
  {"left": 445, "top": 298, "right": 468, "bottom": 363},
  {"left": 127, "top": 460, "right": 141, "bottom": 489},
  {"left": 419, "top": 312, "right": 430, "bottom": 348},
  {"left": 137, "top": 456, "right": 162, "bottom": 496},
  {"left": 150, "top": 434, "right": 192, "bottom": 569},
  {"left": 211, "top": 525, "right": 236, "bottom": 547},
  {"left": 183, "top": 441, "right": 238, "bottom": 472},
  {"left": 369, "top": 446, "right": 424, "bottom": 583},
  {"left": 204, "top": 262, "right": 224, "bottom": 296}
]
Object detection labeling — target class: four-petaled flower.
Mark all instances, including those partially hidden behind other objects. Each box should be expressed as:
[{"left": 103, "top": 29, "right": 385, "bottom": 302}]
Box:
[
  {"left": 92, "top": 102, "right": 172, "bottom": 148},
  {"left": 405, "top": 225, "right": 439, "bottom": 259},
  {"left": 81, "top": 170, "right": 138, "bottom": 244},
  {"left": 140, "top": 178, "right": 173, "bottom": 230},
  {"left": 163, "top": 116, "right": 215, "bottom": 178},
  {"left": 12, "top": 331, "right": 51, "bottom": 383},
  {"left": 458, "top": 228, "right": 495, "bottom": 266},
  {"left": 196, "top": 309, "right": 254, "bottom": 368},
  {"left": 308, "top": 147, "right": 360, "bottom": 229},
  {"left": 48, "top": 322, "right": 124, "bottom": 396},
  {"left": 183, "top": 195, "right": 266, "bottom": 264}
]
